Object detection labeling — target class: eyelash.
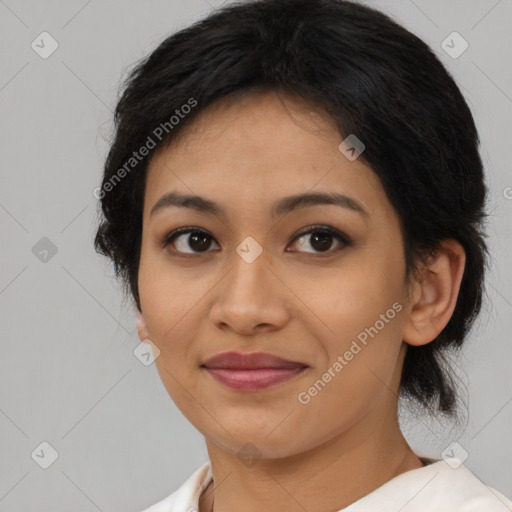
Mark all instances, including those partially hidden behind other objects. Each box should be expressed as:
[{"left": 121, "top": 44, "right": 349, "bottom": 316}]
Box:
[{"left": 159, "top": 224, "right": 352, "bottom": 257}]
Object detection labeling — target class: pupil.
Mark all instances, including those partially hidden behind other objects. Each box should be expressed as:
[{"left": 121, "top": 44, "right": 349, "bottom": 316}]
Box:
[
  {"left": 311, "top": 232, "right": 332, "bottom": 251},
  {"left": 190, "top": 232, "right": 210, "bottom": 251}
]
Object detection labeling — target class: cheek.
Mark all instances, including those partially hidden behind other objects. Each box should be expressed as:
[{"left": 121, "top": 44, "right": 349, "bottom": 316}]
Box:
[
  {"left": 305, "top": 257, "right": 404, "bottom": 333},
  {"left": 137, "top": 254, "right": 219, "bottom": 385},
  {"left": 138, "top": 247, "right": 196, "bottom": 330},
  {"left": 302, "top": 253, "right": 406, "bottom": 382},
  {"left": 137, "top": 256, "right": 191, "bottom": 372}
]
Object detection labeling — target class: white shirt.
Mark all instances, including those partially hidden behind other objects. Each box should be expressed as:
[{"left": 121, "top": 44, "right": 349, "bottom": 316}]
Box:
[{"left": 140, "top": 457, "right": 512, "bottom": 512}]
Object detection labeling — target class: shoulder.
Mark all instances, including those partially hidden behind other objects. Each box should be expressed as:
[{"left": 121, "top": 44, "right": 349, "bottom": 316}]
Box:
[
  {"left": 423, "top": 459, "right": 512, "bottom": 511},
  {"left": 344, "top": 458, "right": 512, "bottom": 511},
  {"left": 139, "top": 461, "right": 212, "bottom": 512}
]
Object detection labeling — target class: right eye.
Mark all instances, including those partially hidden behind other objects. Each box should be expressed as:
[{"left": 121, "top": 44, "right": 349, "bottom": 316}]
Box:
[{"left": 160, "top": 227, "right": 220, "bottom": 255}]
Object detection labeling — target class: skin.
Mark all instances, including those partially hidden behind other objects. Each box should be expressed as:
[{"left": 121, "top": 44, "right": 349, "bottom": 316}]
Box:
[{"left": 136, "top": 90, "right": 466, "bottom": 512}]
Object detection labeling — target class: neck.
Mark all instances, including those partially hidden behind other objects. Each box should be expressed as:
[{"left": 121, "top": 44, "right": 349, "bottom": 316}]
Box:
[{"left": 199, "top": 411, "right": 424, "bottom": 512}]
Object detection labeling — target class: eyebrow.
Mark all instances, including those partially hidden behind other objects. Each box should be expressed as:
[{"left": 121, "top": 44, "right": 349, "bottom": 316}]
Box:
[{"left": 149, "top": 191, "right": 369, "bottom": 220}]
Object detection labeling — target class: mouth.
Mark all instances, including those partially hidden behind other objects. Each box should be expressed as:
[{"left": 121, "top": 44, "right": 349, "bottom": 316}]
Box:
[{"left": 200, "top": 351, "right": 309, "bottom": 391}]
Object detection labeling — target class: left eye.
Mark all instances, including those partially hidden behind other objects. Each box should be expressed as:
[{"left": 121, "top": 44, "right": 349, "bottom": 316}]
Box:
[{"left": 288, "top": 226, "right": 350, "bottom": 254}]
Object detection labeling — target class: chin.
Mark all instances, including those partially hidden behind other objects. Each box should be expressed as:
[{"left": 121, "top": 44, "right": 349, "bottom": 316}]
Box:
[{"left": 211, "top": 433, "right": 303, "bottom": 461}]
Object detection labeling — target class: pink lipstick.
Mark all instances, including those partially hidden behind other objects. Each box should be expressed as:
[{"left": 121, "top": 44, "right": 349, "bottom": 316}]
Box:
[{"left": 201, "top": 351, "right": 308, "bottom": 391}]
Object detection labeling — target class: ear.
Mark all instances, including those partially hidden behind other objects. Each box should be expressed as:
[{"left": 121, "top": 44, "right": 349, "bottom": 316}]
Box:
[
  {"left": 402, "top": 239, "right": 466, "bottom": 346},
  {"left": 136, "top": 312, "right": 151, "bottom": 343}
]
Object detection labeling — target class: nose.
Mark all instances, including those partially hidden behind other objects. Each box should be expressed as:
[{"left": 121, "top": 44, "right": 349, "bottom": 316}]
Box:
[{"left": 209, "top": 250, "right": 291, "bottom": 336}]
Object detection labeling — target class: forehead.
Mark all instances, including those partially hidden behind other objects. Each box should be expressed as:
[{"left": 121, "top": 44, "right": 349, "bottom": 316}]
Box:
[{"left": 143, "top": 90, "right": 388, "bottom": 221}]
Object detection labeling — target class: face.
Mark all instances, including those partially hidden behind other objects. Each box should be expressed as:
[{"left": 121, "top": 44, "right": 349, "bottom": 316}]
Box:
[{"left": 137, "top": 90, "right": 413, "bottom": 459}]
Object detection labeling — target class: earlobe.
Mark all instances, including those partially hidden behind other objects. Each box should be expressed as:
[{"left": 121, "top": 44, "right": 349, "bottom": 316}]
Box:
[
  {"left": 402, "top": 239, "right": 466, "bottom": 347},
  {"left": 136, "top": 312, "right": 151, "bottom": 343}
]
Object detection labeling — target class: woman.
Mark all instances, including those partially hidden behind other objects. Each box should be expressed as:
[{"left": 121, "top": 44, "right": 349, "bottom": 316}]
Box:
[{"left": 94, "top": 0, "right": 512, "bottom": 510}]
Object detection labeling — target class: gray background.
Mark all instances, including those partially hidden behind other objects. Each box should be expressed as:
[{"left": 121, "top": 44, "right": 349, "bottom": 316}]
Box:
[{"left": 1, "top": 0, "right": 511, "bottom": 510}]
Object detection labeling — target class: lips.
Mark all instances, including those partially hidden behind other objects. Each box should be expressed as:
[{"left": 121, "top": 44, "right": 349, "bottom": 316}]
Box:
[
  {"left": 201, "top": 351, "right": 309, "bottom": 391},
  {"left": 202, "top": 351, "right": 308, "bottom": 369}
]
